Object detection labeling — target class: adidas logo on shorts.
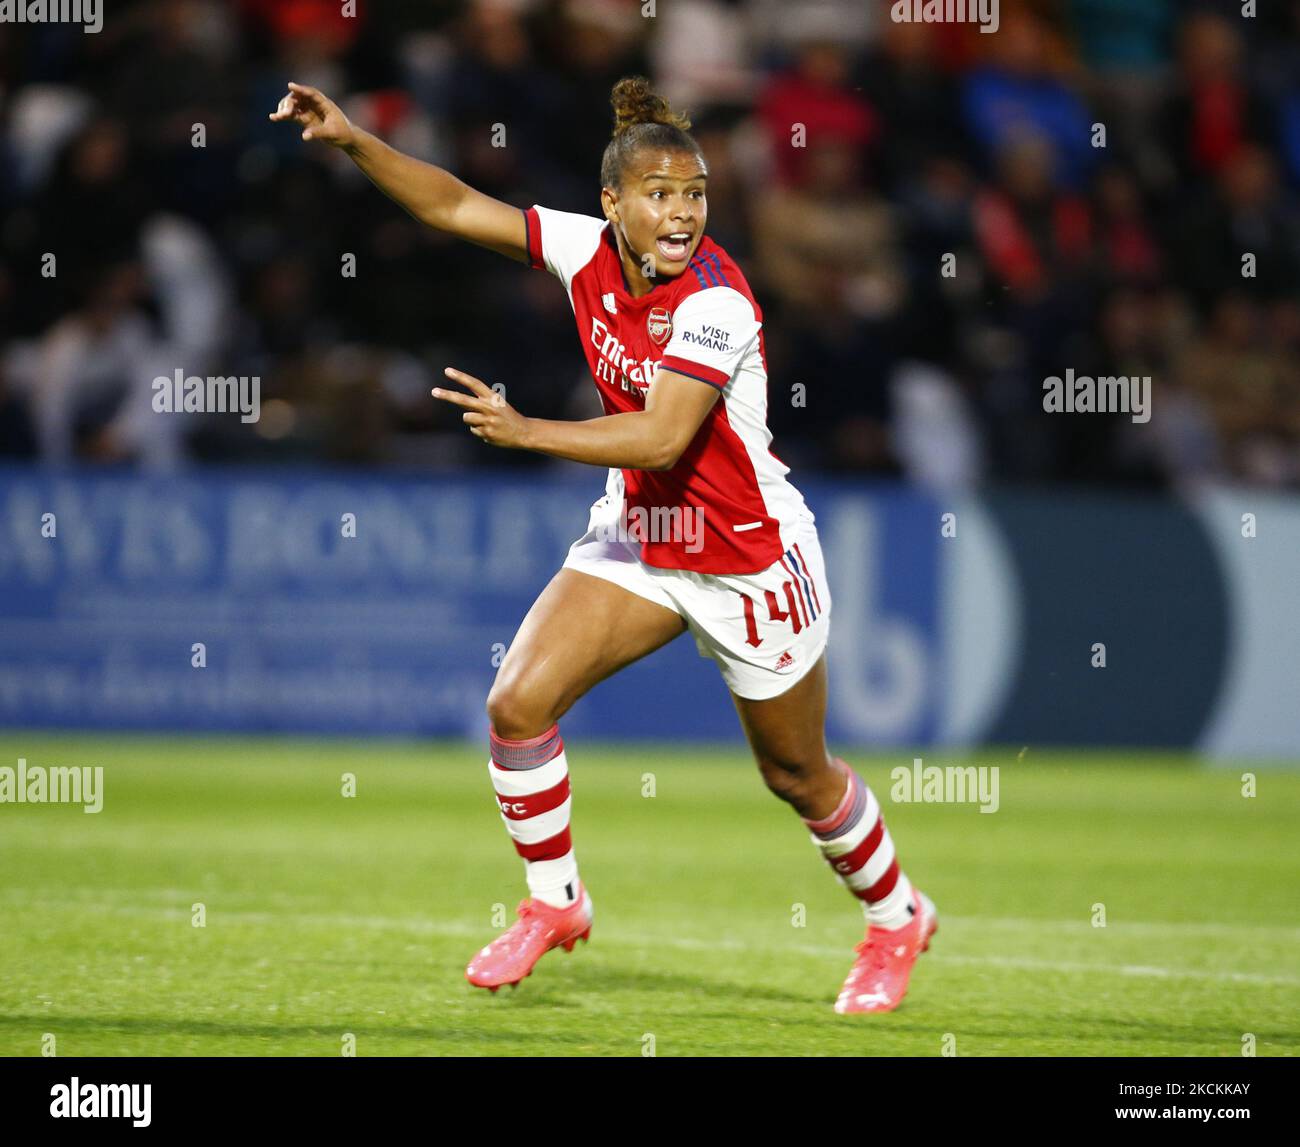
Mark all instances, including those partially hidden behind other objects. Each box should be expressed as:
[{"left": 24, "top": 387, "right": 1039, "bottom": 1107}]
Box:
[{"left": 774, "top": 651, "right": 795, "bottom": 672}]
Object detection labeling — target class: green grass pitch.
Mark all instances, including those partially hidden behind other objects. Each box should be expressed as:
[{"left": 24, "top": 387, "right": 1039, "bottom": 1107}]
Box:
[{"left": 1, "top": 734, "right": 1296, "bottom": 1057}]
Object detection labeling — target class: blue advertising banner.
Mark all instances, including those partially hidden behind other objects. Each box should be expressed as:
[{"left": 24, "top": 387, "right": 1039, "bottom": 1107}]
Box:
[
  {"left": 9, "top": 466, "right": 1292, "bottom": 756},
  {"left": 0, "top": 466, "right": 942, "bottom": 744}
]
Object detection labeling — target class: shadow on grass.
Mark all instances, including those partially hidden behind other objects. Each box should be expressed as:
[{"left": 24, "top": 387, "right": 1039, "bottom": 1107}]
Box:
[{"left": 0, "top": 1013, "right": 607, "bottom": 1049}]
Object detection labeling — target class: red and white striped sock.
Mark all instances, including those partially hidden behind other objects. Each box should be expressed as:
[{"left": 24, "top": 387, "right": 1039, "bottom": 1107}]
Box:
[
  {"left": 488, "top": 723, "right": 579, "bottom": 909},
  {"left": 802, "top": 758, "right": 915, "bottom": 930}
]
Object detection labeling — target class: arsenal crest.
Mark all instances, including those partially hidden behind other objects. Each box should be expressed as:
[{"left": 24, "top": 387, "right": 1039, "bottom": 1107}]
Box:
[{"left": 647, "top": 306, "right": 672, "bottom": 346}]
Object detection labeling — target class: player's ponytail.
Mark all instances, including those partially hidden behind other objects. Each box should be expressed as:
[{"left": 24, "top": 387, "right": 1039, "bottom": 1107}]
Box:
[{"left": 600, "top": 76, "right": 703, "bottom": 191}]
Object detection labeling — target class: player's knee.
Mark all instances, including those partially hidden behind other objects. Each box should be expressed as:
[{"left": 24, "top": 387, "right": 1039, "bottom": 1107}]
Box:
[
  {"left": 485, "top": 680, "right": 555, "bottom": 742},
  {"left": 756, "top": 753, "right": 830, "bottom": 808}
]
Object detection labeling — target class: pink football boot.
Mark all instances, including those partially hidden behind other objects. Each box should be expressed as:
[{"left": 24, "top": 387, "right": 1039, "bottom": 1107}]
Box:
[
  {"left": 834, "top": 887, "right": 938, "bottom": 1014},
  {"left": 466, "top": 883, "right": 594, "bottom": 991}
]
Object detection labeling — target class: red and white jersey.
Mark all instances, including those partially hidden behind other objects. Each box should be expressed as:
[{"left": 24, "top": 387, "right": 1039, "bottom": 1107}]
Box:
[{"left": 523, "top": 203, "right": 810, "bottom": 575}]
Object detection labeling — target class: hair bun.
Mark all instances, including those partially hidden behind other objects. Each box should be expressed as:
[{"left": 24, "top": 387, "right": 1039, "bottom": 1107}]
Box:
[{"left": 610, "top": 75, "right": 692, "bottom": 135}]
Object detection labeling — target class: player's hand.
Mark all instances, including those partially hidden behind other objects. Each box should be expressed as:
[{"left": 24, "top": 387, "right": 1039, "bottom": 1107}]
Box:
[
  {"left": 432, "top": 368, "right": 533, "bottom": 450},
  {"left": 268, "top": 82, "right": 356, "bottom": 149}
]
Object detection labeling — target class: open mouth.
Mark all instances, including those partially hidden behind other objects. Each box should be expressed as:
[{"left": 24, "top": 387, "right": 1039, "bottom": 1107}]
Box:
[{"left": 656, "top": 232, "right": 693, "bottom": 262}]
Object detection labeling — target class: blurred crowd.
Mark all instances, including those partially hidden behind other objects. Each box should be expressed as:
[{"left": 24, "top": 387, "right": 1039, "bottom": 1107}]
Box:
[{"left": 2, "top": 0, "right": 1299, "bottom": 491}]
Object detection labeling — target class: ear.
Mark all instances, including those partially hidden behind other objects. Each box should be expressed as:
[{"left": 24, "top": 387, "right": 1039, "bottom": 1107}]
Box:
[{"left": 600, "top": 185, "right": 619, "bottom": 224}]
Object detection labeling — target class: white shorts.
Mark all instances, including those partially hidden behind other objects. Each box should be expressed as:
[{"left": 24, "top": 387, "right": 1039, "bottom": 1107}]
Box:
[{"left": 561, "top": 494, "right": 832, "bottom": 700}]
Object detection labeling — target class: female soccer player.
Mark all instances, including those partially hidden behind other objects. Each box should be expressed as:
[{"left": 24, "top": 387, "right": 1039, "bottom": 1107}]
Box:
[{"left": 271, "top": 76, "right": 936, "bottom": 1013}]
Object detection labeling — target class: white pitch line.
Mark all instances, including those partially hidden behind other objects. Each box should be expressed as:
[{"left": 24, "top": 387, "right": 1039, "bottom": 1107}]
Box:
[
  {"left": 8, "top": 900, "right": 1298, "bottom": 988},
  {"left": 5, "top": 890, "right": 1300, "bottom": 940},
  {"left": 8, "top": 890, "right": 1300, "bottom": 941},
  {"left": 918, "top": 953, "right": 1300, "bottom": 988}
]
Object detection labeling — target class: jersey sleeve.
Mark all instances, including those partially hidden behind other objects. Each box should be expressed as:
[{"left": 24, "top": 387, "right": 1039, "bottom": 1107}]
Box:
[
  {"left": 658, "top": 286, "right": 761, "bottom": 391},
  {"left": 522, "top": 205, "right": 606, "bottom": 291}
]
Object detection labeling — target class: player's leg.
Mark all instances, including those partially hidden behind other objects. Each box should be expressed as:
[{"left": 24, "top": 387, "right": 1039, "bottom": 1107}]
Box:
[
  {"left": 484, "top": 565, "right": 685, "bottom": 905},
  {"left": 730, "top": 654, "right": 937, "bottom": 1013},
  {"left": 731, "top": 654, "right": 917, "bottom": 929},
  {"left": 486, "top": 567, "right": 686, "bottom": 741},
  {"left": 728, "top": 651, "right": 839, "bottom": 818},
  {"left": 466, "top": 566, "right": 685, "bottom": 990},
  {"left": 671, "top": 512, "right": 936, "bottom": 1010}
]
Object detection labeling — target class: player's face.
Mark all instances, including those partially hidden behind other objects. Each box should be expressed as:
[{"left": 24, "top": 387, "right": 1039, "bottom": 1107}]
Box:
[{"left": 607, "top": 149, "right": 708, "bottom": 288}]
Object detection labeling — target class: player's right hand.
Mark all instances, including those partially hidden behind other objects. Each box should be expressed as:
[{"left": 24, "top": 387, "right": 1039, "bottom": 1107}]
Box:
[{"left": 269, "top": 82, "right": 356, "bottom": 149}]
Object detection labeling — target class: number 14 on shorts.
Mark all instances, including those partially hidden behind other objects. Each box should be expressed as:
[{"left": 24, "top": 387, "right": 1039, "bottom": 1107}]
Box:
[{"left": 737, "top": 582, "right": 805, "bottom": 647}]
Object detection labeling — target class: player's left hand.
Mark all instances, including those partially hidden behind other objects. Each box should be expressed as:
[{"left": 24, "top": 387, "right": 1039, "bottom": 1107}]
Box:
[{"left": 432, "top": 368, "right": 533, "bottom": 450}]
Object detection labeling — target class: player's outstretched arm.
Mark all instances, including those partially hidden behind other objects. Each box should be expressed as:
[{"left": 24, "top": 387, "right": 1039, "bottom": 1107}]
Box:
[{"left": 268, "top": 82, "right": 528, "bottom": 263}]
